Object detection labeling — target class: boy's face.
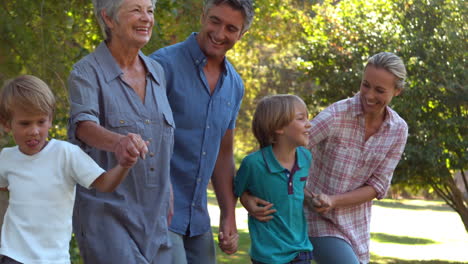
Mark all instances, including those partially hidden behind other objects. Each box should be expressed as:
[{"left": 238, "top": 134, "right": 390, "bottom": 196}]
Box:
[
  {"left": 4, "top": 107, "right": 52, "bottom": 156},
  {"left": 276, "top": 103, "right": 311, "bottom": 148}
]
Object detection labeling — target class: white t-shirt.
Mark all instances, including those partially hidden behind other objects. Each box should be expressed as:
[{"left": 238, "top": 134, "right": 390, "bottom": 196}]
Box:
[{"left": 0, "top": 139, "right": 105, "bottom": 264}]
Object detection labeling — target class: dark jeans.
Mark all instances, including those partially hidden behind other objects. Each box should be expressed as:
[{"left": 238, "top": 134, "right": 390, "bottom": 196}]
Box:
[
  {"left": 0, "top": 256, "right": 22, "bottom": 264},
  {"left": 252, "top": 251, "right": 313, "bottom": 264}
]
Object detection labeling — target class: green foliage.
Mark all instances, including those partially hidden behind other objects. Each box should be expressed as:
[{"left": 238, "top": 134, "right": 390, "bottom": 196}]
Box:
[
  {"left": 297, "top": 0, "right": 467, "bottom": 229},
  {"left": 392, "top": 0, "right": 467, "bottom": 185},
  {"left": 0, "top": 0, "right": 467, "bottom": 260},
  {"left": 0, "top": 0, "right": 100, "bottom": 144}
]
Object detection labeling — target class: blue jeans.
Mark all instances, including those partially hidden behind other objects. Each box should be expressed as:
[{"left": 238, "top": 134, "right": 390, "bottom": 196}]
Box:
[
  {"left": 169, "top": 230, "right": 216, "bottom": 264},
  {"left": 309, "top": 236, "right": 361, "bottom": 264},
  {"left": 251, "top": 251, "right": 313, "bottom": 264}
]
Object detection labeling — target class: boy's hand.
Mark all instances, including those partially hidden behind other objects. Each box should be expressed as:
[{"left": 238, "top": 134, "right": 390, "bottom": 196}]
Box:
[
  {"left": 240, "top": 192, "right": 276, "bottom": 222},
  {"left": 114, "top": 133, "right": 149, "bottom": 168},
  {"left": 218, "top": 231, "right": 239, "bottom": 255},
  {"left": 304, "top": 189, "right": 333, "bottom": 214}
]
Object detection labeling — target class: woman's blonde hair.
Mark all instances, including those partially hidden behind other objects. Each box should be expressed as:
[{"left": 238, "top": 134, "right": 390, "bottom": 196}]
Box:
[{"left": 366, "top": 52, "right": 407, "bottom": 90}]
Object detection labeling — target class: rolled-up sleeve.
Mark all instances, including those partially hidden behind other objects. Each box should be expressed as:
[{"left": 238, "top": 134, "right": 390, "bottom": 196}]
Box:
[
  {"left": 366, "top": 122, "right": 408, "bottom": 199},
  {"left": 68, "top": 64, "right": 101, "bottom": 149}
]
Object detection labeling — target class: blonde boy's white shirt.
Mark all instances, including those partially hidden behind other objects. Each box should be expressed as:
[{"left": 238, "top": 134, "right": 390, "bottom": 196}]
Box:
[
  {"left": 0, "top": 123, "right": 8, "bottom": 239},
  {"left": 0, "top": 139, "right": 104, "bottom": 264}
]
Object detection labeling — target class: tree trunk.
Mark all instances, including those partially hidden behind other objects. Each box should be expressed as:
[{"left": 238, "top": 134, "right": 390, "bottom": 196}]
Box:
[{"left": 446, "top": 175, "right": 468, "bottom": 233}]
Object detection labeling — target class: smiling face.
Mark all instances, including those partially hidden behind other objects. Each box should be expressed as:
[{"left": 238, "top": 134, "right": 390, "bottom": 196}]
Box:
[
  {"left": 276, "top": 102, "right": 311, "bottom": 148},
  {"left": 197, "top": 3, "right": 245, "bottom": 60},
  {"left": 105, "top": 0, "right": 154, "bottom": 49},
  {"left": 4, "top": 107, "right": 52, "bottom": 156},
  {"left": 360, "top": 65, "right": 401, "bottom": 118}
]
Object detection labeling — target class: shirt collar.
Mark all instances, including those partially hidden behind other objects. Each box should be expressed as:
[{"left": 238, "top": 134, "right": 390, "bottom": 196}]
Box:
[
  {"left": 261, "top": 145, "right": 308, "bottom": 173},
  {"left": 185, "top": 33, "right": 227, "bottom": 76},
  {"left": 352, "top": 92, "right": 394, "bottom": 128},
  {"left": 94, "top": 41, "right": 161, "bottom": 85}
]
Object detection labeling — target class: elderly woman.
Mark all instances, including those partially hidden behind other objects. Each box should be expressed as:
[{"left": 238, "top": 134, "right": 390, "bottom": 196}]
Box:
[
  {"left": 67, "top": 0, "right": 174, "bottom": 263},
  {"left": 241, "top": 52, "right": 408, "bottom": 264}
]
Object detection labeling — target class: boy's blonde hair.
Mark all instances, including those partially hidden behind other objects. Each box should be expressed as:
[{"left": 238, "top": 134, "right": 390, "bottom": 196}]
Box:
[
  {"left": 0, "top": 75, "right": 55, "bottom": 124},
  {"left": 252, "top": 94, "right": 307, "bottom": 148}
]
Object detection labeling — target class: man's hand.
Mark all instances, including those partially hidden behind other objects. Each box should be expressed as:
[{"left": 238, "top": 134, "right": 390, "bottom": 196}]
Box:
[
  {"left": 114, "top": 133, "right": 148, "bottom": 168},
  {"left": 240, "top": 192, "right": 276, "bottom": 222},
  {"left": 218, "top": 216, "right": 238, "bottom": 254}
]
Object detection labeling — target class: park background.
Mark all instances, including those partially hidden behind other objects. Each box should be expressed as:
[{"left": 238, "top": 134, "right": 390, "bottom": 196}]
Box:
[{"left": 0, "top": 0, "right": 466, "bottom": 263}]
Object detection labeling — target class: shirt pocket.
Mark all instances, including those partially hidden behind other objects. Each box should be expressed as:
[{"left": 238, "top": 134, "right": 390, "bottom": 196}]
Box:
[
  {"left": 162, "top": 112, "right": 175, "bottom": 142},
  {"left": 326, "top": 138, "right": 362, "bottom": 192},
  {"left": 106, "top": 112, "right": 139, "bottom": 135},
  {"left": 212, "top": 97, "right": 234, "bottom": 133},
  {"left": 145, "top": 112, "right": 174, "bottom": 188}
]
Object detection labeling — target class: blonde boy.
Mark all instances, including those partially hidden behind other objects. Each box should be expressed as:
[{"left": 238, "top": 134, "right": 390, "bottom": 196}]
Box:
[
  {"left": 235, "top": 94, "right": 314, "bottom": 264},
  {"left": 0, "top": 75, "right": 135, "bottom": 264}
]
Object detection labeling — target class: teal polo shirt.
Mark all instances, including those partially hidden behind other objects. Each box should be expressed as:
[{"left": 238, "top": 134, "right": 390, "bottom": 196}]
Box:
[{"left": 235, "top": 145, "right": 313, "bottom": 263}]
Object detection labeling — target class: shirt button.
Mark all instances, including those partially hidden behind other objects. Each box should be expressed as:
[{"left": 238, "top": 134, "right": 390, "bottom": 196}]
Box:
[
  {"left": 227, "top": 102, "right": 231, "bottom": 106},
  {"left": 145, "top": 119, "right": 150, "bottom": 124},
  {"left": 289, "top": 182, "right": 292, "bottom": 186},
  {"left": 207, "top": 125, "right": 210, "bottom": 129},
  {"left": 148, "top": 138, "right": 153, "bottom": 142},
  {"left": 150, "top": 167, "right": 155, "bottom": 171},
  {"left": 192, "top": 202, "right": 195, "bottom": 207},
  {"left": 149, "top": 152, "right": 155, "bottom": 157},
  {"left": 197, "top": 178, "right": 201, "bottom": 182},
  {"left": 202, "top": 152, "right": 206, "bottom": 155},
  {"left": 119, "top": 120, "right": 125, "bottom": 124}
]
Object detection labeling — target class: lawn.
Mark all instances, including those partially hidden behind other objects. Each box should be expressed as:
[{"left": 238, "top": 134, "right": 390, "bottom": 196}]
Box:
[{"left": 208, "top": 190, "right": 468, "bottom": 264}]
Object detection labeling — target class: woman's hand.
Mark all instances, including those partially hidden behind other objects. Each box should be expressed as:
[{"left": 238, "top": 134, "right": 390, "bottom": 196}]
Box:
[
  {"left": 304, "top": 188, "right": 333, "bottom": 214},
  {"left": 114, "top": 133, "right": 149, "bottom": 168},
  {"left": 240, "top": 192, "right": 277, "bottom": 222}
]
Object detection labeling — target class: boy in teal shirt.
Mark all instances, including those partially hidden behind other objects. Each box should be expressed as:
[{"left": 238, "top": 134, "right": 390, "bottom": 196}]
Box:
[{"left": 235, "top": 94, "right": 313, "bottom": 264}]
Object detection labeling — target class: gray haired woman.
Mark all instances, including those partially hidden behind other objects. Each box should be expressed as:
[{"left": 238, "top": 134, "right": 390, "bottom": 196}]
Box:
[{"left": 68, "top": 0, "right": 175, "bottom": 263}]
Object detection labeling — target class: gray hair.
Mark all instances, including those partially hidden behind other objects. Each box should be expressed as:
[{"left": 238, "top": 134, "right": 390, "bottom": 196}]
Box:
[
  {"left": 93, "top": 0, "right": 156, "bottom": 40},
  {"left": 204, "top": 0, "right": 254, "bottom": 34},
  {"left": 365, "top": 52, "right": 407, "bottom": 90}
]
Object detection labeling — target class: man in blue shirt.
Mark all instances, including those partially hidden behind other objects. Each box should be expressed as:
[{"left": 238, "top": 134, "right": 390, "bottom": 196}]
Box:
[{"left": 150, "top": 0, "right": 254, "bottom": 263}]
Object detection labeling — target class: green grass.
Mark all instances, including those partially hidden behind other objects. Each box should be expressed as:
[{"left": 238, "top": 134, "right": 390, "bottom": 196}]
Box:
[
  {"left": 210, "top": 193, "right": 468, "bottom": 264},
  {"left": 70, "top": 193, "right": 467, "bottom": 264}
]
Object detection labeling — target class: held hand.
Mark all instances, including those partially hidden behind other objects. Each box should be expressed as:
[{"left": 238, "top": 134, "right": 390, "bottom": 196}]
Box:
[
  {"left": 304, "top": 189, "right": 333, "bottom": 214},
  {"left": 240, "top": 192, "right": 276, "bottom": 222},
  {"left": 218, "top": 217, "right": 239, "bottom": 255},
  {"left": 114, "top": 133, "right": 149, "bottom": 168}
]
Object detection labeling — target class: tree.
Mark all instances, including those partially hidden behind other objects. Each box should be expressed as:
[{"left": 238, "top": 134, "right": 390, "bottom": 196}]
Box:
[
  {"left": 392, "top": 0, "right": 468, "bottom": 231},
  {"left": 297, "top": 0, "right": 468, "bottom": 230},
  {"left": 0, "top": 0, "right": 100, "bottom": 145}
]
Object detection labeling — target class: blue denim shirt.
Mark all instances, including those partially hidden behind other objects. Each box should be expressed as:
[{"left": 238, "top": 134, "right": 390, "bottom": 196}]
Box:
[
  {"left": 68, "top": 42, "right": 175, "bottom": 263},
  {"left": 150, "top": 33, "right": 244, "bottom": 236}
]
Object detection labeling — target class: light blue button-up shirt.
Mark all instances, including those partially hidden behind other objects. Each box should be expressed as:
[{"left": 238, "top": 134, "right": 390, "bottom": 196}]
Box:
[
  {"left": 150, "top": 33, "right": 244, "bottom": 236},
  {"left": 68, "top": 42, "right": 174, "bottom": 263}
]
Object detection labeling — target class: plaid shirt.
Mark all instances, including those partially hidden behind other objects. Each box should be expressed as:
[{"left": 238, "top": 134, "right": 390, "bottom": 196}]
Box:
[{"left": 306, "top": 93, "right": 408, "bottom": 263}]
